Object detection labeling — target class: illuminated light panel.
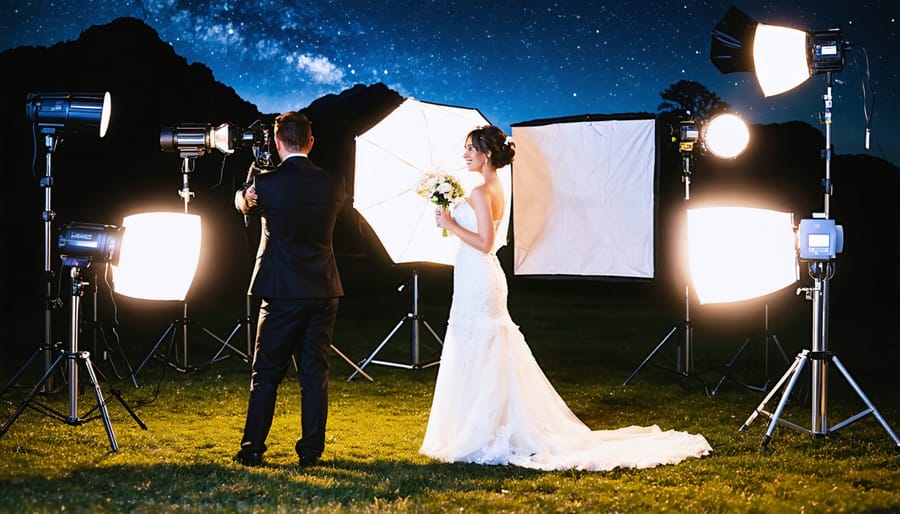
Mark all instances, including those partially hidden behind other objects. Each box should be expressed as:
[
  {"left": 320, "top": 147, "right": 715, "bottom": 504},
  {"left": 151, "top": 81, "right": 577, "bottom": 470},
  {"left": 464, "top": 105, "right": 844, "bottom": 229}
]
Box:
[
  {"left": 687, "top": 206, "right": 797, "bottom": 304},
  {"left": 753, "top": 24, "right": 811, "bottom": 97},
  {"left": 113, "top": 212, "right": 202, "bottom": 301}
]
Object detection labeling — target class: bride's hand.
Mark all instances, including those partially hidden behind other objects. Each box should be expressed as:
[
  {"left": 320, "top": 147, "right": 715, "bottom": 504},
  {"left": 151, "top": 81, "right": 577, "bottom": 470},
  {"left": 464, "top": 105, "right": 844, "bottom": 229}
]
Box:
[{"left": 435, "top": 207, "right": 449, "bottom": 229}]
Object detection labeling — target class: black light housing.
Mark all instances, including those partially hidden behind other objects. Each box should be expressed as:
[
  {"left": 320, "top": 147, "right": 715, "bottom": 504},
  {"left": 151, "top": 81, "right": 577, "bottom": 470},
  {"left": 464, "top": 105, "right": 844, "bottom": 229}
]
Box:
[
  {"left": 160, "top": 121, "right": 270, "bottom": 158},
  {"left": 26, "top": 91, "right": 112, "bottom": 137},
  {"left": 710, "top": 6, "right": 758, "bottom": 74},
  {"left": 58, "top": 222, "right": 123, "bottom": 267}
]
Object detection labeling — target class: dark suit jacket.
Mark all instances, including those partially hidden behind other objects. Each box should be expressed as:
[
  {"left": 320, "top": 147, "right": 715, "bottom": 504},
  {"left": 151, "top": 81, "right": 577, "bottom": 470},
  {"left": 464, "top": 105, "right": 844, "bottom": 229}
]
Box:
[{"left": 237, "top": 156, "right": 344, "bottom": 299}]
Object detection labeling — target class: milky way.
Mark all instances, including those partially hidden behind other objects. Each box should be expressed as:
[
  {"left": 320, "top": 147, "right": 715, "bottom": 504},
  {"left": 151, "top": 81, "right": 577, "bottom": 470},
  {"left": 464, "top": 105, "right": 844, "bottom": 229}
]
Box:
[{"left": 2, "top": 0, "right": 897, "bottom": 165}]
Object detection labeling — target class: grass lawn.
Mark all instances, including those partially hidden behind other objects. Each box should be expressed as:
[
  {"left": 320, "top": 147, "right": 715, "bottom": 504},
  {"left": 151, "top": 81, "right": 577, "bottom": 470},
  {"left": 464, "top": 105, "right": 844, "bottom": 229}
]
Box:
[{"left": 2, "top": 269, "right": 898, "bottom": 513}]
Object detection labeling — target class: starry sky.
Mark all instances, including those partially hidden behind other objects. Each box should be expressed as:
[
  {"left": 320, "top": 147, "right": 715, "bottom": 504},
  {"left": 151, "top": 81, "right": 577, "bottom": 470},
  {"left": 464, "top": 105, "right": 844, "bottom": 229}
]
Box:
[{"left": 2, "top": 0, "right": 897, "bottom": 166}]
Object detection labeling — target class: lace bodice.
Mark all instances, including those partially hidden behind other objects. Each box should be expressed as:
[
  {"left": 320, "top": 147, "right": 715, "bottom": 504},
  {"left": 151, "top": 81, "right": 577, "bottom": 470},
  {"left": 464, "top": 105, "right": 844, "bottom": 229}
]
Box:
[{"left": 448, "top": 201, "right": 509, "bottom": 325}]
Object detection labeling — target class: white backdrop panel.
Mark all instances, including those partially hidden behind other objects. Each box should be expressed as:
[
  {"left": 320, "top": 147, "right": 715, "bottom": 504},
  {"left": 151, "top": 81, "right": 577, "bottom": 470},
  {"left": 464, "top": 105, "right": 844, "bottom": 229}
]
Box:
[{"left": 511, "top": 117, "right": 656, "bottom": 278}]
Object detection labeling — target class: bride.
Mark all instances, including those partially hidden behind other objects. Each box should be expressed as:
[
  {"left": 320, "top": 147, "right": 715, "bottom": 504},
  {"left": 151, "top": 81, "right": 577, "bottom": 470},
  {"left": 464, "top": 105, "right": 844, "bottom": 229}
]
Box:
[{"left": 420, "top": 125, "right": 712, "bottom": 471}]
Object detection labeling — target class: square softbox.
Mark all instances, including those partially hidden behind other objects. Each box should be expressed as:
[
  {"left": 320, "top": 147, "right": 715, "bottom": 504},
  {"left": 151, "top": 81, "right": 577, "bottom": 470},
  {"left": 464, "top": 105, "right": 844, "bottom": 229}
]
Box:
[{"left": 510, "top": 114, "right": 657, "bottom": 278}]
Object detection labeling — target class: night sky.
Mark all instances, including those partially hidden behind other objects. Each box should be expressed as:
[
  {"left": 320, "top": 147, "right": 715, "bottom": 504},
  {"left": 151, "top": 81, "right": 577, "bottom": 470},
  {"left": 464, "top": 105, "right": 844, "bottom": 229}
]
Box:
[{"left": 2, "top": 1, "right": 897, "bottom": 166}]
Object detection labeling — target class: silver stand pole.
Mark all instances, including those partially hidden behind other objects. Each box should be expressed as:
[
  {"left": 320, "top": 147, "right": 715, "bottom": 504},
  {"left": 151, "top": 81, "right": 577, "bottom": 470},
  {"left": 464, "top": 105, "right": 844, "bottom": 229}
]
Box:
[
  {"left": 41, "top": 133, "right": 60, "bottom": 391},
  {"left": 348, "top": 268, "right": 443, "bottom": 381},
  {"left": 624, "top": 149, "right": 695, "bottom": 385}
]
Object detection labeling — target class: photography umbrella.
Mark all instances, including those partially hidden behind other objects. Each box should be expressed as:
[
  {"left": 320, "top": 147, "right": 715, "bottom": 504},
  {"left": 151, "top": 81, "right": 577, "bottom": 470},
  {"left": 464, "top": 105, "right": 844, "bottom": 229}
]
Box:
[
  {"left": 350, "top": 97, "right": 495, "bottom": 379},
  {"left": 353, "top": 97, "right": 492, "bottom": 265}
]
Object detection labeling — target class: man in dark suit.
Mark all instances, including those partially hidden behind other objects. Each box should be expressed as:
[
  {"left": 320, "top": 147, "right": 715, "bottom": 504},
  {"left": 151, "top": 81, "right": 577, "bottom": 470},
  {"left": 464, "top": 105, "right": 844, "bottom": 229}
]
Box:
[{"left": 233, "top": 111, "right": 344, "bottom": 468}]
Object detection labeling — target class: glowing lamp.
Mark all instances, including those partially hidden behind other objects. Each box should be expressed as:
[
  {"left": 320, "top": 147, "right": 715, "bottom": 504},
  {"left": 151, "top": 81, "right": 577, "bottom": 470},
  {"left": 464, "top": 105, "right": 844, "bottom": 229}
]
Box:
[
  {"left": 710, "top": 6, "right": 845, "bottom": 97},
  {"left": 26, "top": 91, "right": 112, "bottom": 137},
  {"left": 112, "top": 212, "right": 202, "bottom": 301},
  {"left": 687, "top": 206, "right": 798, "bottom": 304},
  {"left": 703, "top": 113, "right": 750, "bottom": 159}
]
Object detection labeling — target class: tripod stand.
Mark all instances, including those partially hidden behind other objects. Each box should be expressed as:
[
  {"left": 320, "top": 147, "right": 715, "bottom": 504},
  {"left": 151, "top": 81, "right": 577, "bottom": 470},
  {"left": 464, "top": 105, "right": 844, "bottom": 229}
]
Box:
[
  {"left": 200, "top": 294, "right": 253, "bottom": 367},
  {"left": 740, "top": 261, "right": 899, "bottom": 448},
  {"left": 348, "top": 268, "right": 443, "bottom": 381},
  {"left": 0, "top": 261, "right": 146, "bottom": 452},
  {"left": 739, "top": 75, "right": 898, "bottom": 449},
  {"left": 624, "top": 147, "right": 696, "bottom": 385},
  {"left": 2, "top": 130, "right": 66, "bottom": 399},
  {"left": 711, "top": 303, "right": 791, "bottom": 395},
  {"left": 133, "top": 156, "right": 247, "bottom": 381}
]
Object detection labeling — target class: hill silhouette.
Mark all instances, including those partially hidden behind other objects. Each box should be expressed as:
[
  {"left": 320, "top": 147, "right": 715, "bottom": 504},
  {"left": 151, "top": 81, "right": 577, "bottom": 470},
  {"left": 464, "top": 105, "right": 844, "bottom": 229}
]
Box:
[{"left": 0, "top": 17, "right": 896, "bottom": 361}]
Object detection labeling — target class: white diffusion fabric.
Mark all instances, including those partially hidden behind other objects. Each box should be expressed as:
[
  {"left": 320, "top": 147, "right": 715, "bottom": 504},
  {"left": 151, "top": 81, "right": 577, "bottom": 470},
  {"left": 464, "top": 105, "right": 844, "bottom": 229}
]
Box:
[
  {"left": 353, "top": 98, "right": 508, "bottom": 266},
  {"left": 511, "top": 117, "right": 656, "bottom": 278},
  {"left": 420, "top": 202, "right": 712, "bottom": 471},
  {"left": 112, "top": 212, "right": 201, "bottom": 301},
  {"left": 687, "top": 206, "right": 798, "bottom": 304}
]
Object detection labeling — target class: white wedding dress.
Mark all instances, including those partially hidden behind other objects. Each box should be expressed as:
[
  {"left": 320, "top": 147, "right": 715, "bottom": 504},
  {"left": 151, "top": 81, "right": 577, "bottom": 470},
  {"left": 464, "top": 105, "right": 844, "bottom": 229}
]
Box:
[{"left": 419, "top": 200, "right": 712, "bottom": 471}]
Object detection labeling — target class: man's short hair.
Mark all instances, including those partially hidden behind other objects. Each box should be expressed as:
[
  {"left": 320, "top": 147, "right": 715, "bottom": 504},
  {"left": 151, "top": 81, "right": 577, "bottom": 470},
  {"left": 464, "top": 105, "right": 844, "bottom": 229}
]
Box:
[{"left": 274, "top": 111, "right": 312, "bottom": 150}]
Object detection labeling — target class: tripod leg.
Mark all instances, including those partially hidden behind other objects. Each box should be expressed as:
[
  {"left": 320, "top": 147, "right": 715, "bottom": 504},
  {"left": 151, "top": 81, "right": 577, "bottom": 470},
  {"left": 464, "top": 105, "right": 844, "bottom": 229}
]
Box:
[
  {"left": 134, "top": 322, "right": 177, "bottom": 381},
  {"left": 107, "top": 389, "right": 148, "bottom": 430},
  {"left": 623, "top": 325, "right": 678, "bottom": 385},
  {"left": 202, "top": 322, "right": 251, "bottom": 365},
  {"left": 760, "top": 353, "right": 810, "bottom": 449},
  {"left": 80, "top": 353, "right": 119, "bottom": 452},
  {"left": 421, "top": 319, "right": 444, "bottom": 346},
  {"left": 330, "top": 344, "right": 373, "bottom": 382},
  {"left": 0, "top": 351, "right": 66, "bottom": 439},
  {"left": 348, "top": 316, "right": 408, "bottom": 382},
  {"left": 741, "top": 351, "right": 807, "bottom": 431},
  {"left": 827, "top": 356, "right": 900, "bottom": 446},
  {"left": 711, "top": 336, "right": 752, "bottom": 395},
  {"left": 770, "top": 334, "right": 790, "bottom": 364},
  {"left": 1, "top": 346, "right": 49, "bottom": 397}
]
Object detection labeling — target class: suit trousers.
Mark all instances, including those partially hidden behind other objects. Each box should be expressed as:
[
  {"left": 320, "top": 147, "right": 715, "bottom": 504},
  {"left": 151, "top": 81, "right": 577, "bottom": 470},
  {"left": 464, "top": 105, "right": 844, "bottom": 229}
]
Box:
[{"left": 239, "top": 297, "right": 339, "bottom": 457}]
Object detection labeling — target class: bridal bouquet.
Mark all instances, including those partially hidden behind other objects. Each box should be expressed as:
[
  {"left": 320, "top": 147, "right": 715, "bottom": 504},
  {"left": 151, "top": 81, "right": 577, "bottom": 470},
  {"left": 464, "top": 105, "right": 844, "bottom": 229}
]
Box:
[{"left": 416, "top": 172, "right": 465, "bottom": 236}]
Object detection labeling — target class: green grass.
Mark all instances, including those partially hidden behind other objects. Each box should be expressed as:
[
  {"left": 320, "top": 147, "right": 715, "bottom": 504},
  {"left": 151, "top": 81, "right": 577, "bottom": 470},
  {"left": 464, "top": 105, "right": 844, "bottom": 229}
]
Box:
[{"left": 2, "top": 275, "right": 899, "bottom": 513}]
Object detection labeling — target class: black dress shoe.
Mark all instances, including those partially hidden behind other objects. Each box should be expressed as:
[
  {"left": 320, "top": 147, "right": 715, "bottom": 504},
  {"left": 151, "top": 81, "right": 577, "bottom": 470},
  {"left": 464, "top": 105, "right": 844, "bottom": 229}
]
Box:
[
  {"left": 295, "top": 440, "right": 322, "bottom": 467},
  {"left": 298, "top": 451, "right": 321, "bottom": 467},
  {"left": 234, "top": 448, "right": 264, "bottom": 467}
]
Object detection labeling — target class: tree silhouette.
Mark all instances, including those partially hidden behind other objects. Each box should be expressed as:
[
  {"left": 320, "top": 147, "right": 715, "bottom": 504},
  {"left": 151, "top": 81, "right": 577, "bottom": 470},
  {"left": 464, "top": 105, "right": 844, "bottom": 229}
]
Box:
[{"left": 657, "top": 79, "right": 731, "bottom": 130}]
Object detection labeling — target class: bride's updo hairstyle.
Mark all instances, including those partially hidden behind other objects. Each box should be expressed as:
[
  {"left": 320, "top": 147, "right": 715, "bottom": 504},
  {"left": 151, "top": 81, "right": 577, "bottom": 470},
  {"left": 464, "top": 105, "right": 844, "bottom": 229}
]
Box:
[{"left": 468, "top": 125, "right": 515, "bottom": 168}]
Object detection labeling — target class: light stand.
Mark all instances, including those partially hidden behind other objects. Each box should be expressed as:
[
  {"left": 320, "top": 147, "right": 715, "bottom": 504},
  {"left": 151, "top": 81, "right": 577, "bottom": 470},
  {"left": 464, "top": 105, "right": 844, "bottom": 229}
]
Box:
[
  {"left": 739, "top": 75, "right": 899, "bottom": 449},
  {"left": 623, "top": 140, "right": 696, "bottom": 385},
  {"left": 0, "top": 259, "right": 147, "bottom": 452},
  {"left": 2, "top": 130, "right": 93, "bottom": 408},
  {"left": 40, "top": 131, "right": 62, "bottom": 390},
  {"left": 348, "top": 267, "right": 443, "bottom": 381},
  {"left": 20, "top": 92, "right": 112, "bottom": 391},
  {"left": 133, "top": 155, "right": 249, "bottom": 379}
]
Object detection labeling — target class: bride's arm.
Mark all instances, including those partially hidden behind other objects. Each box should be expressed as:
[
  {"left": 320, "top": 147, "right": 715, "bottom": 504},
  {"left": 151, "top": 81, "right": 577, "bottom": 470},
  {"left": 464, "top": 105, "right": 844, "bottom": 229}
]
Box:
[{"left": 436, "top": 187, "right": 496, "bottom": 254}]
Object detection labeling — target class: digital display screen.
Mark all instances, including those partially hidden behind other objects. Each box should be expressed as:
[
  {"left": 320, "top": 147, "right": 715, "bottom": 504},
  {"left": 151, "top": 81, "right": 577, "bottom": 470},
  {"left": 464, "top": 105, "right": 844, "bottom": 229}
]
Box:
[{"left": 808, "top": 233, "right": 830, "bottom": 248}]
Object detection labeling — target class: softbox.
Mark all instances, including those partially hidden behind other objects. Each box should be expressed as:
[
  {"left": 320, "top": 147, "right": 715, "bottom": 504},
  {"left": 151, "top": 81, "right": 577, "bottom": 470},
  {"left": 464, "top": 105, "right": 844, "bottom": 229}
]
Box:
[{"left": 510, "top": 114, "right": 657, "bottom": 278}]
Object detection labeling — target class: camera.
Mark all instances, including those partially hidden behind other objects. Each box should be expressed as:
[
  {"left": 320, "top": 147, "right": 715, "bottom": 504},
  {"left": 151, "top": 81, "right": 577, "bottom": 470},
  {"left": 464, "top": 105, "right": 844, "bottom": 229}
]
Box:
[{"left": 160, "top": 121, "right": 271, "bottom": 161}]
